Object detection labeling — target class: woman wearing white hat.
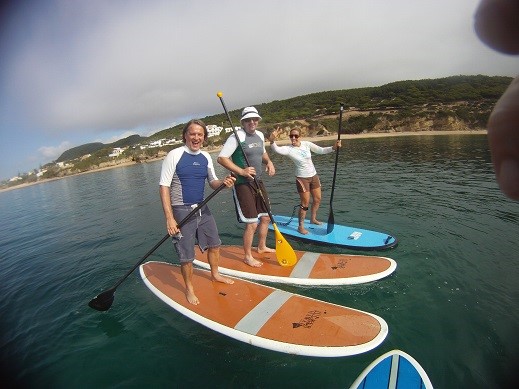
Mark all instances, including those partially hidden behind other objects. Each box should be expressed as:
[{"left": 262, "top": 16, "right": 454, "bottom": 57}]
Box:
[{"left": 217, "top": 106, "right": 276, "bottom": 267}]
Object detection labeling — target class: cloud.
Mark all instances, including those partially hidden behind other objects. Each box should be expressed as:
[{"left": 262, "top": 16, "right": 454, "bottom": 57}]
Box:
[
  {"left": 38, "top": 141, "right": 72, "bottom": 161},
  {"left": 6, "top": 0, "right": 509, "bottom": 139},
  {"left": 1, "top": 0, "right": 517, "bottom": 179},
  {"left": 95, "top": 131, "right": 142, "bottom": 145}
]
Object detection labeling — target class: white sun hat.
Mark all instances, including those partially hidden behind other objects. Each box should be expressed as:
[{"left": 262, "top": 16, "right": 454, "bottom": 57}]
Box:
[{"left": 240, "top": 106, "right": 262, "bottom": 121}]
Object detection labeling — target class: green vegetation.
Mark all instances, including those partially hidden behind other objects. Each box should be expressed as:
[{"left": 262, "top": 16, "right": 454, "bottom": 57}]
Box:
[
  {"left": 56, "top": 135, "right": 148, "bottom": 162},
  {"left": 148, "top": 75, "right": 508, "bottom": 139},
  {"left": 148, "top": 75, "right": 511, "bottom": 139},
  {"left": 2, "top": 74, "right": 511, "bottom": 189}
]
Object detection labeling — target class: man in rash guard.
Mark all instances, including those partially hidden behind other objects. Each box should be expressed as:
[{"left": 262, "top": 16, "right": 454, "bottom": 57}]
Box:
[
  {"left": 217, "top": 107, "right": 276, "bottom": 268},
  {"left": 159, "top": 119, "right": 235, "bottom": 305}
]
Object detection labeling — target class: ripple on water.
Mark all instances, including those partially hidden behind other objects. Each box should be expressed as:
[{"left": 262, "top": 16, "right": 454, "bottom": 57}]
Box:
[{"left": 1, "top": 135, "right": 518, "bottom": 388}]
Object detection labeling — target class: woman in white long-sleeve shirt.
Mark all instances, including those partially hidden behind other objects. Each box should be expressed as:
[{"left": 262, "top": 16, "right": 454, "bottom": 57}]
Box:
[{"left": 268, "top": 128, "right": 341, "bottom": 235}]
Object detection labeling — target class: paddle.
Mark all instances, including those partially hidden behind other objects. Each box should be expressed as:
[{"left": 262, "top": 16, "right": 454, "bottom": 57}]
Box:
[
  {"left": 326, "top": 103, "right": 344, "bottom": 234},
  {"left": 217, "top": 92, "right": 297, "bottom": 267},
  {"left": 88, "top": 181, "right": 228, "bottom": 311}
]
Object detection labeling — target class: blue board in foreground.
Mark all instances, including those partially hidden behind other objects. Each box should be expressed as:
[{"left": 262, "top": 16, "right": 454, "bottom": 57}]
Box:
[
  {"left": 269, "top": 215, "right": 397, "bottom": 251},
  {"left": 349, "top": 349, "right": 433, "bottom": 389}
]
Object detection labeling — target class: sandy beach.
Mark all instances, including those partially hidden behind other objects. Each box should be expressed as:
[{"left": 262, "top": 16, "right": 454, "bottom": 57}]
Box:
[
  {"left": 1, "top": 130, "right": 486, "bottom": 193},
  {"left": 264, "top": 129, "right": 487, "bottom": 145}
]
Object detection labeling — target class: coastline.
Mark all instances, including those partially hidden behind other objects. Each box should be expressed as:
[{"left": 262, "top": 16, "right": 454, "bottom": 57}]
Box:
[
  {"left": 0, "top": 130, "right": 487, "bottom": 193},
  {"left": 266, "top": 129, "right": 487, "bottom": 144}
]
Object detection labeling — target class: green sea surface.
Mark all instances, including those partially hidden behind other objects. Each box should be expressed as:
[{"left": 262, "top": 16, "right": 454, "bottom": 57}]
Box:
[{"left": 1, "top": 134, "right": 517, "bottom": 388}]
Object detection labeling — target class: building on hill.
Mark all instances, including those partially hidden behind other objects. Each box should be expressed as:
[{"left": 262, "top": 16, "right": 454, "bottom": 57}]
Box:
[
  {"left": 207, "top": 125, "right": 223, "bottom": 138},
  {"left": 109, "top": 147, "right": 126, "bottom": 157}
]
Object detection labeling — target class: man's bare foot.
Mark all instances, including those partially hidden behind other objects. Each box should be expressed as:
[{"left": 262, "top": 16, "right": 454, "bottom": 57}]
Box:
[
  {"left": 212, "top": 273, "right": 234, "bottom": 284},
  {"left": 310, "top": 219, "right": 322, "bottom": 225},
  {"left": 244, "top": 257, "right": 263, "bottom": 267},
  {"left": 186, "top": 289, "right": 200, "bottom": 305},
  {"left": 257, "top": 246, "right": 275, "bottom": 254},
  {"left": 298, "top": 227, "right": 309, "bottom": 235}
]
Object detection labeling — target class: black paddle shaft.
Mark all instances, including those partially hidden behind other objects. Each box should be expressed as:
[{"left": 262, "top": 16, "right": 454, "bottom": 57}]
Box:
[
  {"left": 88, "top": 181, "right": 227, "bottom": 311},
  {"left": 326, "top": 103, "right": 343, "bottom": 234},
  {"left": 329, "top": 103, "right": 343, "bottom": 205}
]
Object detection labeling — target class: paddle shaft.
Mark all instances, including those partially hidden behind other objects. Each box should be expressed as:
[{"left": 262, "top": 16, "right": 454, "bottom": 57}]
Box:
[
  {"left": 218, "top": 96, "right": 276, "bottom": 222},
  {"left": 329, "top": 104, "right": 343, "bottom": 206},
  {"left": 88, "top": 181, "right": 227, "bottom": 309},
  {"left": 326, "top": 103, "right": 343, "bottom": 234}
]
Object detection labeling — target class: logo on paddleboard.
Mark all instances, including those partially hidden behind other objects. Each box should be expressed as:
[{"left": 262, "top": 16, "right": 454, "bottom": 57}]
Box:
[
  {"left": 332, "top": 259, "right": 348, "bottom": 270},
  {"left": 348, "top": 231, "right": 362, "bottom": 240},
  {"left": 293, "top": 310, "right": 323, "bottom": 329}
]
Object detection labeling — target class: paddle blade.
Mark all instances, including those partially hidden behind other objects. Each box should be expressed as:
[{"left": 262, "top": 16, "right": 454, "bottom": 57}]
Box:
[
  {"left": 326, "top": 207, "right": 335, "bottom": 234},
  {"left": 273, "top": 224, "right": 297, "bottom": 267},
  {"left": 88, "top": 289, "right": 115, "bottom": 311}
]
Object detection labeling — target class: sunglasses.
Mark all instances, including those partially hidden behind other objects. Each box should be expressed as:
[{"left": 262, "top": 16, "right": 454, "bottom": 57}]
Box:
[
  {"left": 243, "top": 117, "right": 259, "bottom": 123},
  {"left": 289, "top": 134, "right": 300, "bottom": 138}
]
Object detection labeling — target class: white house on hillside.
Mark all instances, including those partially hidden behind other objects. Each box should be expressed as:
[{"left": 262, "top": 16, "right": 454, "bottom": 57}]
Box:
[
  {"left": 139, "top": 138, "right": 180, "bottom": 150},
  {"left": 207, "top": 125, "right": 223, "bottom": 138},
  {"left": 226, "top": 127, "right": 240, "bottom": 134},
  {"left": 109, "top": 147, "right": 126, "bottom": 157},
  {"left": 205, "top": 125, "right": 240, "bottom": 138}
]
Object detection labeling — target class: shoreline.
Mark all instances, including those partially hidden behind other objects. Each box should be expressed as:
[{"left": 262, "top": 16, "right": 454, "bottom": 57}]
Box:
[
  {"left": 265, "top": 129, "right": 487, "bottom": 144},
  {"left": 0, "top": 130, "right": 487, "bottom": 193}
]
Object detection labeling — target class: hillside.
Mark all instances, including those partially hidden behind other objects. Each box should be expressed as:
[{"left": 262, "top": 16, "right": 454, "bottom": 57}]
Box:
[
  {"left": 4, "top": 74, "right": 510, "bottom": 189},
  {"left": 56, "top": 134, "right": 146, "bottom": 162},
  {"left": 149, "top": 74, "right": 511, "bottom": 141},
  {"left": 56, "top": 142, "right": 104, "bottom": 162}
]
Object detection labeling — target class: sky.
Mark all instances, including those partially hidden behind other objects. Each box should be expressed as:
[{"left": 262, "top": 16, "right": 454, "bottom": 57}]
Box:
[{"left": 0, "top": 0, "right": 517, "bottom": 180}]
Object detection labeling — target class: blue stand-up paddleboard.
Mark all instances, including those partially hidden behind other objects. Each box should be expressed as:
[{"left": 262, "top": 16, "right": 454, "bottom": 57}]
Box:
[
  {"left": 350, "top": 349, "right": 433, "bottom": 389},
  {"left": 269, "top": 215, "right": 397, "bottom": 251}
]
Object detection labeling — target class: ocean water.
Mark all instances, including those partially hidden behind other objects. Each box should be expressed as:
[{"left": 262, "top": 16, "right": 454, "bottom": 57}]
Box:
[{"left": 1, "top": 134, "right": 517, "bottom": 388}]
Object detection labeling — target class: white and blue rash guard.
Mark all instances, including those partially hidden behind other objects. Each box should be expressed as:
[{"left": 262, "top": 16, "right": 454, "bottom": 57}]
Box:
[{"left": 159, "top": 146, "right": 218, "bottom": 206}]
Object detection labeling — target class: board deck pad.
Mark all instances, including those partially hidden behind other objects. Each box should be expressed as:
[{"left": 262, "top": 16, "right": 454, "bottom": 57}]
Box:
[
  {"left": 349, "top": 349, "right": 434, "bottom": 389},
  {"left": 193, "top": 245, "right": 396, "bottom": 286},
  {"left": 140, "top": 261, "right": 388, "bottom": 357},
  {"left": 269, "top": 215, "right": 398, "bottom": 250}
]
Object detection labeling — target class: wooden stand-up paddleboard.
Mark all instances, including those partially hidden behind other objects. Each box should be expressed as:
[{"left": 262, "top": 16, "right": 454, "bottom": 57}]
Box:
[
  {"left": 140, "top": 261, "right": 388, "bottom": 357},
  {"left": 269, "top": 215, "right": 398, "bottom": 251},
  {"left": 349, "top": 349, "right": 434, "bottom": 389},
  {"left": 193, "top": 245, "right": 396, "bottom": 286}
]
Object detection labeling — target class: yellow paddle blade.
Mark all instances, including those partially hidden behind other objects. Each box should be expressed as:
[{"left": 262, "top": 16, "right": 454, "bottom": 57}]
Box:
[{"left": 273, "top": 223, "right": 297, "bottom": 267}]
